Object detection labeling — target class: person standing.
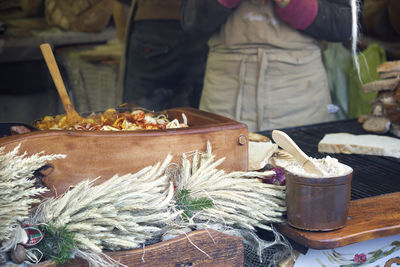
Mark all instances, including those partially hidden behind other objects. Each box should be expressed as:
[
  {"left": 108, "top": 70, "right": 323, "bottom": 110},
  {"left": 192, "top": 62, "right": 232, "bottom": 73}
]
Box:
[
  {"left": 181, "top": 0, "right": 353, "bottom": 131},
  {"left": 120, "top": 0, "right": 209, "bottom": 111}
]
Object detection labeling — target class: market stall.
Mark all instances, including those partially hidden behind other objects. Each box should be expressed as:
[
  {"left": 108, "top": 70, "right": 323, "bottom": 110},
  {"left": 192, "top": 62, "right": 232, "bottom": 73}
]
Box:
[
  {"left": 0, "top": 63, "right": 399, "bottom": 267},
  {"left": 1, "top": 113, "right": 400, "bottom": 266},
  {"left": 0, "top": 6, "right": 399, "bottom": 261},
  {"left": 0, "top": 104, "right": 289, "bottom": 266}
]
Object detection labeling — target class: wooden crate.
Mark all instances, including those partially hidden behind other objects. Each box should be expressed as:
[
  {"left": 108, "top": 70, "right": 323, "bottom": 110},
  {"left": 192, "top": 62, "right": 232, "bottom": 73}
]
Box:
[
  {"left": 34, "top": 229, "right": 244, "bottom": 267},
  {"left": 0, "top": 108, "right": 248, "bottom": 198}
]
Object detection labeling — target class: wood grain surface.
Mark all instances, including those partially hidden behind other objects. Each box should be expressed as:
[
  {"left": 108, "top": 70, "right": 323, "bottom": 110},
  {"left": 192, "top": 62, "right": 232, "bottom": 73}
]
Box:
[
  {"left": 0, "top": 108, "right": 248, "bottom": 198},
  {"left": 34, "top": 229, "right": 244, "bottom": 267},
  {"left": 277, "top": 192, "right": 400, "bottom": 249}
]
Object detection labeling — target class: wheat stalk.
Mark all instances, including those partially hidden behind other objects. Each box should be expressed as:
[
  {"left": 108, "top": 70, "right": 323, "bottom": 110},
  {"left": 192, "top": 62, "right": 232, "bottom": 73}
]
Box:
[
  {"left": 175, "top": 142, "right": 286, "bottom": 231},
  {"left": 0, "top": 145, "right": 65, "bottom": 250},
  {"left": 31, "top": 154, "right": 181, "bottom": 253}
]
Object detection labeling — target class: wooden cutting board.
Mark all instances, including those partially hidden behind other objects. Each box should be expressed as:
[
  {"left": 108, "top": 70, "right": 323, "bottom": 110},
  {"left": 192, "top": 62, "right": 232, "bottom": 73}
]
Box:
[
  {"left": 0, "top": 108, "right": 248, "bottom": 198},
  {"left": 276, "top": 192, "right": 400, "bottom": 249}
]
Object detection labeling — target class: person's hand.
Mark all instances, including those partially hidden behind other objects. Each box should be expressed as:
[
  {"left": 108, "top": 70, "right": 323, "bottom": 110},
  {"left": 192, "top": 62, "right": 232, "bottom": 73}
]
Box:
[{"left": 274, "top": 0, "right": 291, "bottom": 8}]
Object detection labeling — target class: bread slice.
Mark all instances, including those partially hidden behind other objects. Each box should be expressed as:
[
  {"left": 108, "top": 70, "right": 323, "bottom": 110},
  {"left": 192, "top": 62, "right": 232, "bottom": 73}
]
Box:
[
  {"left": 318, "top": 133, "right": 400, "bottom": 158},
  {"left": 248, "top": 141, "right": 278, "bottom": 170}
]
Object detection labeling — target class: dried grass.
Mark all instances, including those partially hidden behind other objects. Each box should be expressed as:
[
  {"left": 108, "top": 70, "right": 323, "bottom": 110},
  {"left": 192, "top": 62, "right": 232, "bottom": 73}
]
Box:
[
  {"left": 0, "top": 145, "right": 65, "bottom": 250},
  {"left": 175, "top": 142, "right": 286, "bottom": 231},
  {"left": 31, "top": 154, "right": 181, "bottom": 253}
]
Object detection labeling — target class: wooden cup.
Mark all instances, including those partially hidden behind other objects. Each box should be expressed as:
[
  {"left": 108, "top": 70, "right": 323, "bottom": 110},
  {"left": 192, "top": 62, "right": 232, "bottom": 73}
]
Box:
[{"left": 285, "top": 167, "right": 353, "bottom": 231}]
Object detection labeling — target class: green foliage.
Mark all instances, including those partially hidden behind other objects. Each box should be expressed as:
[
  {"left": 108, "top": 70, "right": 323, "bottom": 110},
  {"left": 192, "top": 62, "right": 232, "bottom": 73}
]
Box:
[
  {"left": 33, "top": 224, "right": 77, "bottom": 265},
  {"left": 176, "top": 189, "right": 213, "bottom": 220},
  {"left": 347, "top": 43, "right": 386, "bottom": 118},
  {"left": 368, "top": 249, "right": 383, "bottom": 259},
  {"left": 391, "top": 241, "right": 400, "bottom": 247}
]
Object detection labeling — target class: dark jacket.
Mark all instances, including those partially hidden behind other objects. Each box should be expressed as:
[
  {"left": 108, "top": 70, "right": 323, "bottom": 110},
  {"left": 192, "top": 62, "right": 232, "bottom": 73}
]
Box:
[
  {"left": 117, "top": 0, "right": 181, "bottom": 20},
  {"left": 135, "top": 0, "right": 181, "bottom": 21},
  {"left": 180, "top": 0, "right": 352, "bottom": 42},
  {"left": 305, "top": 0, "right": 352, "bottom": 42}
]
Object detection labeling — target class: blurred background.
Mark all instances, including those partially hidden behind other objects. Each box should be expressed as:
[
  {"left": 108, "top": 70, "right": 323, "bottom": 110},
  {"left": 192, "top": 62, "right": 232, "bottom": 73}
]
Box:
[{"left": 0, "top": 0, "right": 398, "bottom": 124}]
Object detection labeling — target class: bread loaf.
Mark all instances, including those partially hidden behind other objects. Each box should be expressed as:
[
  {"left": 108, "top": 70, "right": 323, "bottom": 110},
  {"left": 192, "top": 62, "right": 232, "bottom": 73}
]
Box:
[
  {"left": 318, "top": 133, "right": 400, "bottom": 158},
  {"left": 45, "top": 0, "right": 114, "bottom": 32},
  {"left": 248, "top": 132, "right": 270, "bottom": 142},
  {"left": 362, "top": 116, "right": 391, "bottom": 133},
  {"left": 248, "top": 141, "right": 278, "bottom": 170}
]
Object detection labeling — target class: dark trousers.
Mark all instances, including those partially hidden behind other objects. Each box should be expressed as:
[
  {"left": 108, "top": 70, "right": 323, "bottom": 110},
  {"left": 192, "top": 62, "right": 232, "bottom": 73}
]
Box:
[{"left": 123, "top": 20, "right": 209, "bottom": 111}]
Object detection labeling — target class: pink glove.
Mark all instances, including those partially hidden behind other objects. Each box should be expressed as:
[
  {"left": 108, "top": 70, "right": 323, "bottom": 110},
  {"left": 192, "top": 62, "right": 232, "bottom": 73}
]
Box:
[{"left": 218, "top": 0, "right": 242, "bottom": 8}]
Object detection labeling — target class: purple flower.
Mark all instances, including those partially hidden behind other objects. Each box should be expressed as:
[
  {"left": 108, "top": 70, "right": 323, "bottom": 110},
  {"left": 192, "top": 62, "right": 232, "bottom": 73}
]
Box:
[
  {"left": 262, "top": 167, "right": 286, "bottom": 186},
  {"left": 353, "top": 253, "right": 367, "bottom": 263}
]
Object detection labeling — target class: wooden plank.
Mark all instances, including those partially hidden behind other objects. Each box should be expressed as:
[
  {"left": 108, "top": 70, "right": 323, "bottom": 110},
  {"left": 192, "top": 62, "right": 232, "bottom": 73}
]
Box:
[
  {"left": 379, "top": 71, "right": 400, "bottom": 79},
  {"left": 277, "top": 192, "right": 400, "bottom": 249},
  {"left": 377, "top": 60, "right": 400, "bottom": 73},
  {"left": 34, "top": 229, "right": 244, "bottom": 267}
]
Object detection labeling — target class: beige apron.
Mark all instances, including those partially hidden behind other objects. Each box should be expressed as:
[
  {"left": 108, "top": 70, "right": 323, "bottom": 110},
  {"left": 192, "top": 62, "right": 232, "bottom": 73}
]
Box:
[{"left": 200, "top": 0, "right": 334, "bottom": 131}]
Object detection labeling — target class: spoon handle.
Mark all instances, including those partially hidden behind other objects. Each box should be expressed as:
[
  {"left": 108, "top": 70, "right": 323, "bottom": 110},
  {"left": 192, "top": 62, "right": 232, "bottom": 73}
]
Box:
[
  {"left": 272, "top": 130, "right": 325, "bottom": 176},
  {"left": 272, "top": 130, "right": 309, "bottom": 165},
  {"left": 40, "top": 43, "right": 82, "bottom": 122}
]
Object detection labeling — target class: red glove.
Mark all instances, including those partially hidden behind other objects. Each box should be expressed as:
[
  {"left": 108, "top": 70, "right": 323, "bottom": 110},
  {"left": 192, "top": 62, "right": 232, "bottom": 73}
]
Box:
[
  {"left": 218, "top": 0, "right": 243, "bottom": 8},
  {"left": 275, "top": 0, "right": 318, "bottom": 30}
]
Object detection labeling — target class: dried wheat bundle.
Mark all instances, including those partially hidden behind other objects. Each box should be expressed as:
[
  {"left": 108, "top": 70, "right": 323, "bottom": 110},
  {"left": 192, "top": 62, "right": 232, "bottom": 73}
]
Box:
[
  {"left": 175, "top": 142, "right": 286, "bottom": 232},
  {"left": 31, "top": 154, "right": 180, "bottom": 254},
  {"left": 0, "top": 145, "right": 65, "bottom": 250}
]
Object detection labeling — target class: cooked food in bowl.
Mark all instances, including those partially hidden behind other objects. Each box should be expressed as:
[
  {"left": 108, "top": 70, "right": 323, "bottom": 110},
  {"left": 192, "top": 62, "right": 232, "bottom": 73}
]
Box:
[{"left": 34, "top": 108, "right": 189, "bottom": 131}]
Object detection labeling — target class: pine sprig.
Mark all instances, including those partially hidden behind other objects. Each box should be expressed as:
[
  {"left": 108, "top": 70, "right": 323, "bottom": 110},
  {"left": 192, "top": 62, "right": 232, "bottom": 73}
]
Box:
[
  {"left": 176, "top": 189, "right": 213, "bottom": 220},
  {"left": 32, "top": 224, "right": 77, "bottom": 265}
]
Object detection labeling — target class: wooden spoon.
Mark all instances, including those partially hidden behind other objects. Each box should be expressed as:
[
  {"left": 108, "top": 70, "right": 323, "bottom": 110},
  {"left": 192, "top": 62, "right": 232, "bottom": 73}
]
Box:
[
  {"left": 272, "top": 130, "right": 327, "bottom": 176},
  {"left": 40, "top": 43, "right": 84, "bottom": 124}
]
